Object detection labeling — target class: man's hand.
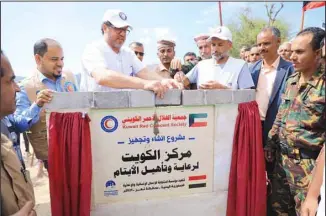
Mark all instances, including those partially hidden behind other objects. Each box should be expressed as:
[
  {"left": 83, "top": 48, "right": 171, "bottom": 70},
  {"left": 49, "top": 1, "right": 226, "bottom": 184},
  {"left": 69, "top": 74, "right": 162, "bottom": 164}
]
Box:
[
  {"left": 11, "top": 201, "right": 36, "bottom": 216},
  {"left": 161, "top": 79, "right": 184, "bottom": 90},
  {"left": 35, "top": 89, "right": 54, "bottom": 107},
  {"left": 144, "top": 80, "right": 167, "bottom": 99},
  {"left": 264, "top": 149, "right": 275, "bottom": 162},
  {"left": 301, "top": 197, "right": 319, "bottom": 216},
  {"left": 174, "top": 71, "right": 186, "bottom": 83},
  {"left": 199, "top": 81, "right": 228, "bottom": 89},
  {"left": 170, "top": 58, "right": 182, "bottom": 71}
]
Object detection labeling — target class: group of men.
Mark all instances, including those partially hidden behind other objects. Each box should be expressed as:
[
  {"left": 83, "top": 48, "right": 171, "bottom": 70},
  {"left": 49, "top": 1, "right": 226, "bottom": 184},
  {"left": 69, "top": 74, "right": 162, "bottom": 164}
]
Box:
[
  {"left": 1, "top": 8, "right": 325, "bottom": 216},
  {"left": 240, "top": 44, "right": 262, "bottom": 66}
]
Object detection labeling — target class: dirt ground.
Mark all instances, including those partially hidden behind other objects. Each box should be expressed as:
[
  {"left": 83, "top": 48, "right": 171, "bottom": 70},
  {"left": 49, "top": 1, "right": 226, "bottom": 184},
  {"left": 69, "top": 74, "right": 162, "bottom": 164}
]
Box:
[{"left": 21, "top": 138, "right": 51, "bottom": 216}]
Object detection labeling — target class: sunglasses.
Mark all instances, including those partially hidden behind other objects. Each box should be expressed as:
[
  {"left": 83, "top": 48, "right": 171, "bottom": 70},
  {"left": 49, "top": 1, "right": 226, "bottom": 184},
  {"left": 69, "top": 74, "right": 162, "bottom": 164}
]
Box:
[{"left": 134, "top": 51, "right": 144, "bottom": 56}]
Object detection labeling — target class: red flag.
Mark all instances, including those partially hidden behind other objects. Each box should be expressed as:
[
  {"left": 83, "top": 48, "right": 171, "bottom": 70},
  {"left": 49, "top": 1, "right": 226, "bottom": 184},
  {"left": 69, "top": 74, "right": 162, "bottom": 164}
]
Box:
[{"left": 303, "top": 1, "right": 325, "bottom": 11}]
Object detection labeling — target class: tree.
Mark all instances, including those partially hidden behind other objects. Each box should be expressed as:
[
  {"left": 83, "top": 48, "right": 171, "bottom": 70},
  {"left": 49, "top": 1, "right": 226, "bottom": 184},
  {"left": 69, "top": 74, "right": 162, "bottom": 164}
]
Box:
[
  {"left": 226, "top": 7, "right": 290, "bottom": 58},
  {"left": 265, "top": 3, "right": 284, "bottom": 26}
]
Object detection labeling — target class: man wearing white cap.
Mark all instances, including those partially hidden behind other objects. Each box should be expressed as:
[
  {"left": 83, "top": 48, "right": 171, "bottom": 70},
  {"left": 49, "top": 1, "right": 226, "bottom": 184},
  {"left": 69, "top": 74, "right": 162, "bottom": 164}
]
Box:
[
  {"left": 194, "top": 33, "right": 211, "bottom": 60},
  {"left": 175, "top": 26, "right": 254, "bottom": 90},
  {"left": 80, "top": 9, "right": 182, "bottom": 98}
]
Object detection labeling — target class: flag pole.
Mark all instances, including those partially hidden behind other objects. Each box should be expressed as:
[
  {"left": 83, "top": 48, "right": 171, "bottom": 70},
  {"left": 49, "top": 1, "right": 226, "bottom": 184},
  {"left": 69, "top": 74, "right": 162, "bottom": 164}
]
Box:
[
  {"left": 300, "top": 9, "right": 305, "bottom": 31},
  {"left": 218, "top": 2, "right": 223, "bottom": 26}
]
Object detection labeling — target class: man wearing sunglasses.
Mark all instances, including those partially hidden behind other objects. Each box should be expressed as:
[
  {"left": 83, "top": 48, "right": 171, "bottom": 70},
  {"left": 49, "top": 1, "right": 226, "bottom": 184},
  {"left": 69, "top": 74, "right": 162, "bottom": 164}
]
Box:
[
  {"left": 81, "top": 9, "right": 182, "bottom": 98},
  {"left": 129, "top": 42, "right": 144, "bottom": 62}
]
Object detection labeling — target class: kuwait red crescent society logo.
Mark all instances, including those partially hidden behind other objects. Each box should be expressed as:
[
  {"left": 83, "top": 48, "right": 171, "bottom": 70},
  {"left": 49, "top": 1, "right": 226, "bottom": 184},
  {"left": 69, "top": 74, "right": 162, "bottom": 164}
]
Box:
[
  {"left": 101, "top": 116, "right": 118, "bottom": 133},
  {"left": 63, "top": 81, "right": 77, "bottom": 92}
]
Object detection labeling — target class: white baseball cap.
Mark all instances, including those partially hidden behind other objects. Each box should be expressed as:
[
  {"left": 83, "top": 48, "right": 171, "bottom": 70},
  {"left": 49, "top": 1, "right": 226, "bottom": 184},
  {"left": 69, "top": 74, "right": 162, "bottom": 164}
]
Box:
[
  {"left": 102, "top": 9, "right": 132, "bottom": 29},
  {"left": 194, "top": 33, "right": 210, "bottom": 42},
  {"left": 208, "top": 26, "right": 232, "bottom": 42}
]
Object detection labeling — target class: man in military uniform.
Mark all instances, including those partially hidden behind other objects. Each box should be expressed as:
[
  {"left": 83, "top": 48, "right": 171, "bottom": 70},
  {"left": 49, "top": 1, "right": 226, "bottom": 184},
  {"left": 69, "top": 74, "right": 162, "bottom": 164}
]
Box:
[
  {"left": 1, "top": 50, "right": 36, "bottom": 216},
  {"left": 265, "top": 27, "right": 325, "bottom": 215},
  {"left": 152, "top": 39, "right": 177, "bottom": 78}
]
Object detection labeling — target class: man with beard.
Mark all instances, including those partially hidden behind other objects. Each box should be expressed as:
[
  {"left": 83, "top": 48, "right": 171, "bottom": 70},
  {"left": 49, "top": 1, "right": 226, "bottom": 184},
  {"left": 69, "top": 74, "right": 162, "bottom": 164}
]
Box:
[
  {"left": 174, "top": 26, "right": 254, "bottom": 90},
  {"left": 14, "top": 38, "right": 78, "bottom": 175},
  {"left": 81, "top": 9, "right": 182, "bottom": 97},
  {"left": 265, "top": 27, "right": 325, "bottom": 215},
  {"left": 1, "top": 50, "right": 36, "bottom": 216},
  {"left": 194, "top": 33, "right": 211, "bottom": 60}
]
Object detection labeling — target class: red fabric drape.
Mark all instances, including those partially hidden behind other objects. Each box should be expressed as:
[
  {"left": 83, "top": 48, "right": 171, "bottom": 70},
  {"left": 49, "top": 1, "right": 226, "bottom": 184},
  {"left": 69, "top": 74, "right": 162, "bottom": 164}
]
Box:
[
  {"left": 48, "top": 112, "right": 92, "bottom": 216},
  {"left": 226, "top": 101, "right": 266, "bottom": 216}
]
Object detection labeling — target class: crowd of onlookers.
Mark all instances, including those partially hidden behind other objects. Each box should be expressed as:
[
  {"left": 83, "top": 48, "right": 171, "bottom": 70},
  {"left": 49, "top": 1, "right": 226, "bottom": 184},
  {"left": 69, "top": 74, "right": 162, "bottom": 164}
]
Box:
[{"left": 1, "top": 8, "right": 325, "bottom": 216}]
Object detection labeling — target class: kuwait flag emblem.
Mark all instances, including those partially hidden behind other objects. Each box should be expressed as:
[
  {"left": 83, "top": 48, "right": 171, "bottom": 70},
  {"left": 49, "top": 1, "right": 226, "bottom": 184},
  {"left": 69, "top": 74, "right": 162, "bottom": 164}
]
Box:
[{"left": 188, "top": 175, "right": 207, "bottom": 189}]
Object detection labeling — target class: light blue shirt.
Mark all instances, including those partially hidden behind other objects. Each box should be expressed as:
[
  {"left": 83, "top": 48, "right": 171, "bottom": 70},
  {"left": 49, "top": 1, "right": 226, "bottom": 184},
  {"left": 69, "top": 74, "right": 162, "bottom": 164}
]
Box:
[
  {"left": 186, "top": 57, "right": 254, "bottom": 89},
  {"left": 13, "top": 71, "right": 66, "bottom": 131}
]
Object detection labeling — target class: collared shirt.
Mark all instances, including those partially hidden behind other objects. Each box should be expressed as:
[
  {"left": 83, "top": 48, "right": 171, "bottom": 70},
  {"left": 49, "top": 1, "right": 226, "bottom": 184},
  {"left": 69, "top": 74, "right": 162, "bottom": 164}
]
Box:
[
  {"left": 186, "top": 57, "right": 254, "bottom": 89},
  {"left": 14, "top": 71, "right": 66, "bottom": 131},
  {"left": 153, "top": 63, "right": 172, "bottom": 78},
  {"left": 268, "top": 69, "right": 325, "bottom": 150},
  {"left": 80, "top": 39, "right": 145, "bottom": 92},
  {"left": 256, "top": 57, "right": 280, "bottom": 120}
]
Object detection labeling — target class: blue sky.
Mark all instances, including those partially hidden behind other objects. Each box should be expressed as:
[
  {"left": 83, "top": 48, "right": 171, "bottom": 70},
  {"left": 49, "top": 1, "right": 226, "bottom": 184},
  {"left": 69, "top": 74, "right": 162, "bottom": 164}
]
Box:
[{"left": 1, "top": 1, "right": 325, "bottom": 77}]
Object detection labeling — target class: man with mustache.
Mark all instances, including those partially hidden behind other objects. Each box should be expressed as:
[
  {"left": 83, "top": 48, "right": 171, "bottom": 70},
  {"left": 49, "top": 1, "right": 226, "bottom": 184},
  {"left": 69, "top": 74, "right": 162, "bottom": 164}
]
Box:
[
  {"left": 194, "top": 33, "right": 211, "bottom": 60},
  {"left": 174, "top": 26, "right": 254, "bottom": 90},
  {"left": 251, "top": 27, "right": 294, "bottom": 145},
  {"left": 250, "top": 27, "right": 294, "bottom": 215},
  {"left": 264, "top": 27, "right": 325, "bottom": 215},
  {"left": 14, "top": 38, "right": 78, "bottom": 175},
  {"left": 153, "top": 40, "right": 177, "bottom": 78},
  {"left": 81, "top": 9, "right": 182, "bottom": 97},
  {"left": 1, "top": 50, "right": 36, "bottom": 216}
]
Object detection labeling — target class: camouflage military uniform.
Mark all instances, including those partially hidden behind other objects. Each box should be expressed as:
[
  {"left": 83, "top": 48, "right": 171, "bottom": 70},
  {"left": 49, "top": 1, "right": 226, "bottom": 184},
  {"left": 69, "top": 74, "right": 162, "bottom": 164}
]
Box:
[{"left": 265, "top": 69, "right": 325, "bottom": 215}]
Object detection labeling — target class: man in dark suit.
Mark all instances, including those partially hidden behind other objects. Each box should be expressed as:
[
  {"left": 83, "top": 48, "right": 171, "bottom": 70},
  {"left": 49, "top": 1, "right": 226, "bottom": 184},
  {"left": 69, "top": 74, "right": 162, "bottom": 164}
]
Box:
[
  {"left": 250, "top": 26, "right": 294, "bottom": 216},
  {"left": 251, "top": 26, "right": 294, "bottom": 145}
]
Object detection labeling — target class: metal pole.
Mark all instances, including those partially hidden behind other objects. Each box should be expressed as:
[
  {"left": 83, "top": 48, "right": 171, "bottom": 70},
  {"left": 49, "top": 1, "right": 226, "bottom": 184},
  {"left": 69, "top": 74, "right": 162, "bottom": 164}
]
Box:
[{"left": 218, "top": 2, "right": 223, "bottom": 26}]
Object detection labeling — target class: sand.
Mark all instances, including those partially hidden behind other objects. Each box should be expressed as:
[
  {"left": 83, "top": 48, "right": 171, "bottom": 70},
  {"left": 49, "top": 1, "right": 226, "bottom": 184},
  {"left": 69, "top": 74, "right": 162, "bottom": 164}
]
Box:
[{"left": 21, "top": 139, "right": 51, "bottom": 216}]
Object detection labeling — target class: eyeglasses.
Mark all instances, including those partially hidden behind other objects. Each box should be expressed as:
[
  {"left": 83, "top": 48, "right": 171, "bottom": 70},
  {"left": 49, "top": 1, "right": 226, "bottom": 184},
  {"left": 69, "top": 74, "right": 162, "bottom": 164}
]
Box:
[
  {"left": 134, "top": 51, "right": 144, "bottom": 56},
  {"left": 107, "top": 23, "right": 131, "bottom": 35}
]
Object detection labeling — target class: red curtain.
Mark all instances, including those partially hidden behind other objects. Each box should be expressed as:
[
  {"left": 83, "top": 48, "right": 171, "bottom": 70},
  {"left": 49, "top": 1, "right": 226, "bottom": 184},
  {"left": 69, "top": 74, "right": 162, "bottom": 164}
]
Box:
[
  {"left": 226, "top": 101, "right": 266, "bottom": 216},
  {"left": 48, "top": 112, "right": 92, "bottom": 216}
]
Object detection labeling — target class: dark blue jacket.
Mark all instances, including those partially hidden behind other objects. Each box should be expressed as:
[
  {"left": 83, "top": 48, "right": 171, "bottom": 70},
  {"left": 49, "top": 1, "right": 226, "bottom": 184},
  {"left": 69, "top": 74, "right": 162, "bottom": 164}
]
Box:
[{"left": 250, "top": 58, "right": 294, "bottom": 145}]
